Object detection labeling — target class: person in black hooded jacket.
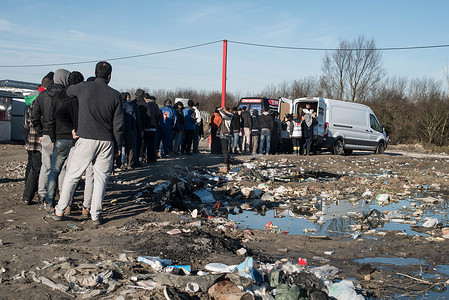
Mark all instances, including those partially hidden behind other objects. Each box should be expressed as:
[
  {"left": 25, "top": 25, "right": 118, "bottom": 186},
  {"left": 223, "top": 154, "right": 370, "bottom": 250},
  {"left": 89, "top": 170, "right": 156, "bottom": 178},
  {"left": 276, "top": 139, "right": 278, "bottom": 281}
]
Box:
[
  {"left": 230, "top": 107, "right": 241, "bottom": 154},
  {"left": 31, "top": 69, "right": 68, "bottom": 204},
  {"left": 133, "top": 88, "right": 146, "bottom": 164},
  {"left": 45, "top": 71, "right": 84, "bottom": 210}
]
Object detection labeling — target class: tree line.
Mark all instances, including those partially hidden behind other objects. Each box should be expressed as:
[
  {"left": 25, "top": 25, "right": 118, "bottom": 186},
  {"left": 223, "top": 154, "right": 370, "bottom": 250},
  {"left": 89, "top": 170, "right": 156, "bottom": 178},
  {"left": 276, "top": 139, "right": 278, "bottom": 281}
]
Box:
[{"left": 129, "top": 35, "right": 449, "bottom": 148}]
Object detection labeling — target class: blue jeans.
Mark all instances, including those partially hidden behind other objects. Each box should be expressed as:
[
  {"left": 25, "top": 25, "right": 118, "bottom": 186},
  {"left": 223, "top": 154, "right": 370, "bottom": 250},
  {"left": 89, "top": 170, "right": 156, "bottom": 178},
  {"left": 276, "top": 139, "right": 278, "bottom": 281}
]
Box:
[
  {"left": 259, "top": 129, "right": 271, "bottom": 154},
  {"left": 173, "top": 131, "right": 182, "bottom": 153},
  {"left": 231, "top": 132, "right": 240, "bottom": 151},
  {"left": 46, "top": 139, "right": 73, "bottom": 205},
  {"left": 158, "top": 128, "right": 172, "bottom": 156},
  {"left": 193, "top": 125, "right": 200, "bottom": 153}
]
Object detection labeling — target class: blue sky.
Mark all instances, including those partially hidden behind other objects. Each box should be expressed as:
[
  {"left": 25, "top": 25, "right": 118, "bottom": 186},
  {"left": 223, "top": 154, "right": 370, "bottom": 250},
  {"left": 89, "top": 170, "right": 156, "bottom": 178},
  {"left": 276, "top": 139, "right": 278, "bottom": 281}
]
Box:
[{"left": 1, "top": 1, "right": 448, "bottom": 94}]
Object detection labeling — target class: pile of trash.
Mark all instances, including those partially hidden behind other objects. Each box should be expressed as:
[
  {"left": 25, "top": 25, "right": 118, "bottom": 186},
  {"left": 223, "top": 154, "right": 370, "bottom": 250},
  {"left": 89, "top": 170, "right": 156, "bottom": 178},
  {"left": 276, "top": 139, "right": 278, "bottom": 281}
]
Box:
[
  {"left": 6, "top": 253, "right": 366, "bottom": 299},
  {"left": 120, "top": 158, "right": 449, "bottom": 241}
]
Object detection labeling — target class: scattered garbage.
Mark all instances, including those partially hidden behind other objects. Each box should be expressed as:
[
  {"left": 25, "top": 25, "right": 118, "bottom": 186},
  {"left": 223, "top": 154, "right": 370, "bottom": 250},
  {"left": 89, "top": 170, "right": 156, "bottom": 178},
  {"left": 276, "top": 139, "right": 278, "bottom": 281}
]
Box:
[
  {"left": 233, "top": 257, "right": 255, "bottom": 279},
  {"left": 205, "top": 263, "right": 234, "bottom": 273},
  {"left": 364, "top": 209, "right": 388, "bottom": 229},
  {"left": 3, "top": 149, "right": 449, "bottom": 299},
  {"left": 422, "top": 217, "right": 438, "bottom": 228},
  {"left": 208, "top": 280, "right": 254, "bottom": 300},
  {"left": 328, "top": 280, "right": 364, "bottom": 300},
  {"left": 375, "top": 194, "right": 390, "bottom": 205},
  {"left": 137, "top": 256, "right": 172, "bottom": 271},
  {"left": 193, "top": 188, "right": 215, "bottom": 204}
]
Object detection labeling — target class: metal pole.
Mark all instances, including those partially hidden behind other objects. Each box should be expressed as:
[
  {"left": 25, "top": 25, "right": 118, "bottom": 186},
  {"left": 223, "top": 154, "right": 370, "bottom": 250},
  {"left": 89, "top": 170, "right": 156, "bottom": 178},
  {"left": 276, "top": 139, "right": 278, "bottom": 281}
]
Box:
[{"left": 221, "top": 39, "right": 227, "bottom": 108}]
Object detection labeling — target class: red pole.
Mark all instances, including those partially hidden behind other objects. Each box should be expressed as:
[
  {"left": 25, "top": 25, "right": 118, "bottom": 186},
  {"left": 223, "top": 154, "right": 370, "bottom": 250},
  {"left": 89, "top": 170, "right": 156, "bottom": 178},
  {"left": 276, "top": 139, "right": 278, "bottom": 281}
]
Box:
[{"left": 221, "top": 39, "right": 227, "bottom": 108}]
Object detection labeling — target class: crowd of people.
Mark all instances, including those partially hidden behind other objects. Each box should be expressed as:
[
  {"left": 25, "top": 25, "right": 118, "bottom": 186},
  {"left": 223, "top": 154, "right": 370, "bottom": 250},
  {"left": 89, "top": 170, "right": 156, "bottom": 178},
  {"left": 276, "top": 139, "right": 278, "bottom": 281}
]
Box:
[
  {"left": 21, "top": 61, "right": 318, "bottom": 225},
  {"left": 21, "top": 62, "right": 209, "bottom": 225},
  {"left": 210, "top": 103, "right": 319, "bottom": 171}
]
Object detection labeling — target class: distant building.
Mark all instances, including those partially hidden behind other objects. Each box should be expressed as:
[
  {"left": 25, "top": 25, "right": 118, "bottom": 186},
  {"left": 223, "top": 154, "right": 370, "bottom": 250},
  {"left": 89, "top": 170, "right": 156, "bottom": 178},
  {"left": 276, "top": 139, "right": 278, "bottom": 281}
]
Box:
[{"left": 0, "top": 80, "right": 38, "bottom": 141}]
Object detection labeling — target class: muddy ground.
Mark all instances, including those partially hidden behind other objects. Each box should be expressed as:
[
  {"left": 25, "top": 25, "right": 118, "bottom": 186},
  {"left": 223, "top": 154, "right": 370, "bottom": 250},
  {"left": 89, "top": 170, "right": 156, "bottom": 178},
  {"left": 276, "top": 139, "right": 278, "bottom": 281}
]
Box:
[{"left": 0, "top": 141, "right": 449, "bottom": 299}]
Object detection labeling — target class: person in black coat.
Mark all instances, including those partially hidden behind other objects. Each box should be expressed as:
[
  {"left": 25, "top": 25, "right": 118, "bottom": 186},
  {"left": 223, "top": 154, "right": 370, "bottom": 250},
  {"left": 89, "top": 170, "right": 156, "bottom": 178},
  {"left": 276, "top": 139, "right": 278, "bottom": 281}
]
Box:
[
  {"left": 31, "top": 70, "right": 67, "bottom": 204},
  {"left": 133, "top": 89, "right": 146, "bottom": 164},
  {"left": 45, "top": 70, "right": 84, "bottom": 210},
  {"left": 230, "top": 107, "right": 241, "bottom": 154},
  {"left": 258, "top": 107, "right": 273, "bottom": 154},
  {"left": 301, "top": 112, "right": 318, "bottom": 155}
]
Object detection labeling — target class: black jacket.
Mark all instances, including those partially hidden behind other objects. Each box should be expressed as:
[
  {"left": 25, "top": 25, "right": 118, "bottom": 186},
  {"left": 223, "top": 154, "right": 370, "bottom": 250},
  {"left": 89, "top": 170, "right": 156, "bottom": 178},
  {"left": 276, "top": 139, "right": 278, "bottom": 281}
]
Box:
[
  {"left": 230, "top": 112, "right": 241, "bottom": 132},
  {"left": 174, "top": 108, "right": 184, "bottom": 132},
  {"left": 48, "top": 88, "right": 78, "bottom": 143},
  {"left": 241, "top": 110, "right": 252, "bottom": 129},
  {"left": 259, "top": 111, "right": 273, "bottom": 130},
  {"left": 66, "top": 78, "right": 123, "bottom": 147},
  {"left": 135, "top": 97, "right": 147, "bottom": 131},
  {"left": 142, "top": 101, "right": 161, "bottom": 129},
  {"left": 251, "top": 115, "right": 260, "bottom": 135},
  {"left": 301, "top": 118, "right": 318, "bottom": 138},
  {"left": 31, "top": 83, "right": 65, "bottom": 136}
]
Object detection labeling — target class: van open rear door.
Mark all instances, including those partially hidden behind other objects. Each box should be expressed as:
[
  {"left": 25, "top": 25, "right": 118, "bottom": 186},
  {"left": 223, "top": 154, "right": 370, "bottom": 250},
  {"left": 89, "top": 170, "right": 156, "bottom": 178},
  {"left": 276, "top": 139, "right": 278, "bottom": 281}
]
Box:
[
  {"left": 315, "top": 98, "right": 327, "bottom": 144},
  {"left": 278, "top": 97, "right": 292, "bottom": 119}
]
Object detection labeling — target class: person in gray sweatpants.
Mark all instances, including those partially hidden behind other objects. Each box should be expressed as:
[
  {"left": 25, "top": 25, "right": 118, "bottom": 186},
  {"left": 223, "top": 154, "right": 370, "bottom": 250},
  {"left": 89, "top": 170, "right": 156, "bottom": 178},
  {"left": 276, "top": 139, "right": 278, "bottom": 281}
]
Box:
[{"left": 50, "top": 61, "right": 123, "bottom": 225}]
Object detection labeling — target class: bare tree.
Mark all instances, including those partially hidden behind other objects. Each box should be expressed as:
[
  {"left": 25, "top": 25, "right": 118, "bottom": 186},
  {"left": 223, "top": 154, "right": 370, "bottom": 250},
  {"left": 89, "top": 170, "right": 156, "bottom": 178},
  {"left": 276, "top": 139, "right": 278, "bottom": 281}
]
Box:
[
  {"left": 290, "top": 76, "right": 321, "bottom": 98},
  {"left": 260, "top": 84, "right": 279, "bottom": 98},
  {"left": 321, "top": 36, "right": 385, "bottom": 102},
  {"left": 407, "top": 77, "right": 446, "bottom": 103},
  {"left": 443, "top": 62, "right": 449, "bottom": 95},
  {"left": 368, "top": 76, "right": 408, "bottom": 102}
]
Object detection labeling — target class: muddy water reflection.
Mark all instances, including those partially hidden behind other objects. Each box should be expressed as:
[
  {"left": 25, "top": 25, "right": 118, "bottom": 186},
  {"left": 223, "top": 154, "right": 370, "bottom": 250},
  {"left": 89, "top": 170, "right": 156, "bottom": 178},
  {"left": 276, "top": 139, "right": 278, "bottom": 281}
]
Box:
[{"left": 228, "top": 191, "right": 449, "bottom": 237}]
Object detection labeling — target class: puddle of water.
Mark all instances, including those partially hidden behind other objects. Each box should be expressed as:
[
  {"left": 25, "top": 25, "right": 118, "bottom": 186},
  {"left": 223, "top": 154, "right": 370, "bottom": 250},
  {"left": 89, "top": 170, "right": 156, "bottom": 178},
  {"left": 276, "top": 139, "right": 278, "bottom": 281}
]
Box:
[
  {"left": 436, "top": 265, "right": 449, "bottom": 276},
  {"left": 229, "top": 208, "right": 356, "bottom": 237},
  {"left": 391, "top": 287, "right": 449, "bottom": 299},
  {"left": 353, "top": 258, "right": 449, "bottom": 299},
  {"left": 354, "top": 257, "right": 425, "bottom": 266},
  {"left": 227, "top": 191, "right": 449, "bottom": 237}
]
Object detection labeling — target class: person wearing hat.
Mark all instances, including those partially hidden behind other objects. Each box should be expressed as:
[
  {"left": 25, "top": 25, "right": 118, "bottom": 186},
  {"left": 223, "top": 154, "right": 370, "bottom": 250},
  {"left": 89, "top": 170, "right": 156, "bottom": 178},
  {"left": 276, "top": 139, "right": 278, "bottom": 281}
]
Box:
[{"left": 142, "top": 93, "right": 161, "bottom": 163}]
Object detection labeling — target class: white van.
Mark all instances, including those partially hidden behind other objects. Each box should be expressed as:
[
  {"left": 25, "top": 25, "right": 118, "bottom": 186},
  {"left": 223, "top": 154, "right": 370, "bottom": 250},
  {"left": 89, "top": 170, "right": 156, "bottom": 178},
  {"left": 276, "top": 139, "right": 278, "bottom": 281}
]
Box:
[{"left": 279, "top": 97, "right": 388, "bottom": 155}]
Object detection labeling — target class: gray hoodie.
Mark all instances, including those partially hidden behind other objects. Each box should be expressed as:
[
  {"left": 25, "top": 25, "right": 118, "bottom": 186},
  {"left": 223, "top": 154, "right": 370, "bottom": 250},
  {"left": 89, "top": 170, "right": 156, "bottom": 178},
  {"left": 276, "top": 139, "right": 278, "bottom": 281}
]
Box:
[{"left": 53, "top": 69, "right": 70, "bottom": 87}]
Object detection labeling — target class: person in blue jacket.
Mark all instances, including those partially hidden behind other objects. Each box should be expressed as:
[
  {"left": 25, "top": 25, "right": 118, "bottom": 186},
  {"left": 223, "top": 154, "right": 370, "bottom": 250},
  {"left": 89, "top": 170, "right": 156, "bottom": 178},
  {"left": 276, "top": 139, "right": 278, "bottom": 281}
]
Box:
[
  {"left": 182, "top": 100, "right": 196, "bottom": 155},
  {"left": 158, "top": 99, "right": 176, "bottom": 158}
]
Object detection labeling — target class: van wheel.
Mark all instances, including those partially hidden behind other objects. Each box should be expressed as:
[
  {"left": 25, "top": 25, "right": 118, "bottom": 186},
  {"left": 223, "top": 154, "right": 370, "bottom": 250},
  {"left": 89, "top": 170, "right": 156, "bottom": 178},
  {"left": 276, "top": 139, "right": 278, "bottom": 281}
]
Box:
[
  {"left": 344, "top": 149, "right": 353, "bottom": 155},
  {"left": 333, "top": 139, "right": 344, "bottom": 155},
  {"left": 375, "top": 142, "right": 385, "bottom": 154}
]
